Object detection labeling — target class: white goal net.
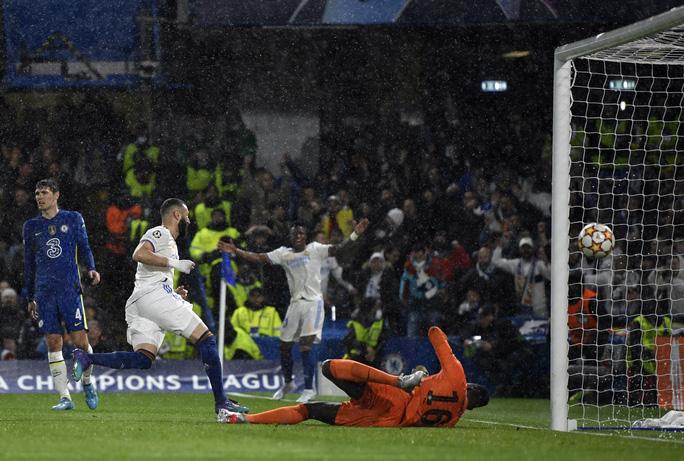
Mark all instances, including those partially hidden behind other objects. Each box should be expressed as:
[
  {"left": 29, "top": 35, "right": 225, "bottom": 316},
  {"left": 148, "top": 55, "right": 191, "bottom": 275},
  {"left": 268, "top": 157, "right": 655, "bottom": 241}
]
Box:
[{"left": 551, "top": 7, "right": 684, "bottom": 432}]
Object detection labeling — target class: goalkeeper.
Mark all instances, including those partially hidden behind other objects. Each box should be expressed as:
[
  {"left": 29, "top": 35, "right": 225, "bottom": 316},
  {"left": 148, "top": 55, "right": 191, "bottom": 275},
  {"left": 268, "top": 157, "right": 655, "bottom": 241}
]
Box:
[{"left": 217, "top": 326, "right": 489, "bottom": 427}]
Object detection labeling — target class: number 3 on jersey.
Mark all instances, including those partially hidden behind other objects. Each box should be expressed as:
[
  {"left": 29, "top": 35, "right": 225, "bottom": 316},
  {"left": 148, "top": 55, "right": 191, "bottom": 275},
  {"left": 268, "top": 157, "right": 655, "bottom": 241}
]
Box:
[{"left": 46, "top": 238, "right": 63, "bottom": 258}]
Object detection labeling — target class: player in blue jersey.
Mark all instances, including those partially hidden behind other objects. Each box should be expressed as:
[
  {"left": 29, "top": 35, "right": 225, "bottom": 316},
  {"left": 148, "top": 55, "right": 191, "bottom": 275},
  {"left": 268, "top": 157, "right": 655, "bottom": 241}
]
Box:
[{"left": 22, "top": 179, "right": 101, "bottom": 411}]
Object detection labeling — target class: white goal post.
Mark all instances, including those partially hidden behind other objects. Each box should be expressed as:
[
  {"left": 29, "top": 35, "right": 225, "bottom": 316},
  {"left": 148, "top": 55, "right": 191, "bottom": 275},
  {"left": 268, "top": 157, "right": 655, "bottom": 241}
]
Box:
[{"left": 551, "top": 7, "right": 684, "bottom": 432}]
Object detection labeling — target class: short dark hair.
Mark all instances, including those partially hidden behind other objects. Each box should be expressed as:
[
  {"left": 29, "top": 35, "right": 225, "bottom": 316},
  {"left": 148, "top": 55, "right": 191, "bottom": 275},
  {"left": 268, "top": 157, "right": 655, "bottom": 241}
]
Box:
[
  {"left": 160, "top": 198, "right": 187, "bottom": 217},
  {"left": 466, "top": 383, "right": 490, "bottom": 410},
  {"left": 35, "top": 178, "right": 59, "bottom": 193},
  {"left": 290, "top": 222, "right": 308, "bottom": 233}
]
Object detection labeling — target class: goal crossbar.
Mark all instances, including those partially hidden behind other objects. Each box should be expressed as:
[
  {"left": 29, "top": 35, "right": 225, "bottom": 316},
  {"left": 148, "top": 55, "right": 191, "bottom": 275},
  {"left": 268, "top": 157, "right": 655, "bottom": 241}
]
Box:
[{"left": 555, "top": 6, "right": 684, "bottom": 64}]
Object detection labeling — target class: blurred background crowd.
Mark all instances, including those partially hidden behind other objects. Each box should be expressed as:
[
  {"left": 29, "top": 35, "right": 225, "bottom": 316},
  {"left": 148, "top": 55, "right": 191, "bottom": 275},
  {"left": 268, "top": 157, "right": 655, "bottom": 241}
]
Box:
[{"left": 1, "top": 0, "right": 682, "bottom": 401}]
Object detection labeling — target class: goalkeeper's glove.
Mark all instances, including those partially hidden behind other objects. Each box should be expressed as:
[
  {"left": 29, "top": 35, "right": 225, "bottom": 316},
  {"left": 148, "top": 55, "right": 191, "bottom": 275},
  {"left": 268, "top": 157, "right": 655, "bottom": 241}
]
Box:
[{"left": 168, "top": 258, "right": 196, "bottom": 274}]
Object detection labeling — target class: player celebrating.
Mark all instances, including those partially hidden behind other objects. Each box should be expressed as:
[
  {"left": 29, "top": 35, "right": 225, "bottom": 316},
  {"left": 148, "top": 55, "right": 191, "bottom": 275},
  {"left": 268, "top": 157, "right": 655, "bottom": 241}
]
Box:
[
  {"left": 217, "top": 326, "right": 489, "bottom": 426},
  {"left": 218, "top": 218, "right": 369, "bottom": 403},
  {"left": 22, "top": 179, "right": 101, "bottom": 411},
  {"left": 72, "top": 198, "right": 247, "bottom": 415}
]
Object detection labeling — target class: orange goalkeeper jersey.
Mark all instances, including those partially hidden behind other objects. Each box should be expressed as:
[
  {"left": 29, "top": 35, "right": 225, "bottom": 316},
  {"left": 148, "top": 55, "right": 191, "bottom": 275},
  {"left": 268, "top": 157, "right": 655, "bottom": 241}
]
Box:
[
  {"left": 400, "top": 326, "right": 468, "bottom": 427},
  {"left": 334, "top": 326, "right": 468, "bottom": 428}
]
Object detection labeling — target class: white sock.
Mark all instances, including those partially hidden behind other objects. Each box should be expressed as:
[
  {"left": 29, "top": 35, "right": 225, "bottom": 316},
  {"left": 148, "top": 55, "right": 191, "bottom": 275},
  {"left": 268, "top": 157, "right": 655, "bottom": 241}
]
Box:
[
  {"left": 82, "top": 345, "right": 94, "bottom": 386},
  {"left": 48, "top": 351, "right": 70, "bottom": 400}
]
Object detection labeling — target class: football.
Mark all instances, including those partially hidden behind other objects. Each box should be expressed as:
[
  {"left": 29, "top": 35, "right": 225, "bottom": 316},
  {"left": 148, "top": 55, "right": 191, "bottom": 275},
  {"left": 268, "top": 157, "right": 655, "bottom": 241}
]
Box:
[{"left": 578, "top": 223, "right": 615, "bottom": 258}]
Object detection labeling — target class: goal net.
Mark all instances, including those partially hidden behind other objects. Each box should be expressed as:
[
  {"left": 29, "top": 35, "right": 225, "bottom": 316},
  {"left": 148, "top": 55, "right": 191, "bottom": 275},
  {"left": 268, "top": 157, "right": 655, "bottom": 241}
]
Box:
[{"left": 551, "top": 7, "right": 684, "bottom": 432}]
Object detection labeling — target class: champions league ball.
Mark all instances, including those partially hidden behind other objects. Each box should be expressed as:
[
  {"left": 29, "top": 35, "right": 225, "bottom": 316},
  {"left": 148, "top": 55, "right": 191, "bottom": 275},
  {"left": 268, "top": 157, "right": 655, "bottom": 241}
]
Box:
[{"left": 578, "top": 223, "right": 615, "bottom": 259}]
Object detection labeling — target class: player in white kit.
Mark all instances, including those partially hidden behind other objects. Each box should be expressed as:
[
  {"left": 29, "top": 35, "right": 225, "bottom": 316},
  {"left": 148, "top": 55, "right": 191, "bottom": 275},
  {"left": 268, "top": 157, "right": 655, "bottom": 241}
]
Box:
[
  {"left": 72, "top": 198, "right": 248, "bottom": 415},
  {"left": 218, "top": 218, "right": 369, "bottom": 403}
]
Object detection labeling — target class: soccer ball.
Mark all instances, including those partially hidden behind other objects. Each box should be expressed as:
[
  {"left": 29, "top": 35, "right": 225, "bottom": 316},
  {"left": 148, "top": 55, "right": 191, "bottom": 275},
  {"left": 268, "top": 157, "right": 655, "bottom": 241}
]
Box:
[{"left": 578, "top": 223, "right": 615, "bottom": 258}]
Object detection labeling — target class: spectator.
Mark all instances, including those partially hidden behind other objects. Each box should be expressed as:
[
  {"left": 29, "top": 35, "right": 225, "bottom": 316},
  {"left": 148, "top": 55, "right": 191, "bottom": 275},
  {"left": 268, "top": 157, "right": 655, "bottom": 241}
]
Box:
[
  {"left": 492, "top": 237, "right": 550, "bottom": 318},
  {"left": 230, "top": 287, "right": 282, "bottom": 338},
  {"left": 189, "top": 208, "right": 240, "bottom": 308},
  {"left": 223, "top": 262, "right": 263, "bottom": 319},
  {"left": 0, "top": 243, "right": 8, "bottom": 282},
  {"left": 241, "top": 168, "right": 286, "bottom": 226},
  {"left": 186, "top": 148, "right": 215, "bottom": 199},
  {"left": 454, "top": 191, "right": 485, "bottom": 253},
  {"left": 431, "top": 233, "right": 472, "bottom": 284},
  {"left": 120, "top": 124, "right": 159, "bottom": 175},
  {"left": 124, "top": 157, "right": 157, "bottom": 199},
  {"left": 0, "top": 288, "right": 22, "bottom": 360},
  {"left": 266, "top": 202, "right": 291, "bottom": 243},
  {"left": 377, "top": 246, "right": 404, "bottom": 335},
  {"left": 73, "top": 145, "right": 110, "bottom": 194},
  {"left": 372, "top": 207, "right": 404, "bottom": 250},
  {"left": 7, "top": 188, "right": 35, "bottom": 248},
  {"left": 14, "top": 160, "right": 37, "bottom": 192},
  {"left": 458, "top": 246, "right": 513, "bottom": 306},
  {"left": 626, "top": 300, "right": 672, "bottom": 406},
  {"left": 296, "top": 186, "right": 323, "bottom": 231},
  {"left": 398, "top": 198, "right": 429, "bottom": 248},
  {"left": 399, "top": 242, "right": 445, "bottom": 337},
  {"left": 465, "top": 305, "right": 538, "bottom": 397},
  {"left": 193, "top": 184, "right": 233, "bottom": 231},
  {"left": 647, "top": 255, "right": 684, "bottom": 317},
  {"left": 343, "top": 298, "right": 386, "bottom": 366},
  {"left": 355, "top": 251, "right": 394, "bottom": 306},
  {"left": 321, "top": 194, "right": 354, "bottom": 239},
  {"left": 454, "top": 288, "right": 483, "bottom": 337},
  {"left": 223, "top": 286, "right": 281, "bottom": 362}
]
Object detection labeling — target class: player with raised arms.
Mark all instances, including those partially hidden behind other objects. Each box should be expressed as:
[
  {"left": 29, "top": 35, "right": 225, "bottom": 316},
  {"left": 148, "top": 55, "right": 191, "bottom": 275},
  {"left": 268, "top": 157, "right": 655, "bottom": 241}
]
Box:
[
  {"left": 22, "top": 178, "right": 101, "bottom": 411},
  {"left": 72, "top": 198, "right": 247, "bottom": 415},
  {"left": 218, "top": 218, "right": 370, "bottom": 403},
  {"left": 217, "top": 326, "right": 489, "bottom": 426}
]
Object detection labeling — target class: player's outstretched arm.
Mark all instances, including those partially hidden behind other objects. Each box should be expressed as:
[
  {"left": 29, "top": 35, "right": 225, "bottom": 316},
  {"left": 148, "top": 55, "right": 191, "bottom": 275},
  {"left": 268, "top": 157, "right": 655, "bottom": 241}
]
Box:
[
  {"left": 428, "top": 326, "right": 461, "bottom": 375},
  {"left": 217, "top": 239, "right": 271, "bottom": 265},
  {"left": 133, "top": 241, "right": 195, "bottom": 274},
  {"left": 328, "top": 218, "right": 369, "bottom": 258}
]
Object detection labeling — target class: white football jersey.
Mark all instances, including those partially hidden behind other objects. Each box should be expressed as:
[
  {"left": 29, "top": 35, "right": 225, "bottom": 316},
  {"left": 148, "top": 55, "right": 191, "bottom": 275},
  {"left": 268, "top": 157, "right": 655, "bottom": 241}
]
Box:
[
  {"left": 267, "top": 242, "right": 330, "bottom": 302},
  {"left": 132, "top": 225, "right": 178, "bottom": 295}
]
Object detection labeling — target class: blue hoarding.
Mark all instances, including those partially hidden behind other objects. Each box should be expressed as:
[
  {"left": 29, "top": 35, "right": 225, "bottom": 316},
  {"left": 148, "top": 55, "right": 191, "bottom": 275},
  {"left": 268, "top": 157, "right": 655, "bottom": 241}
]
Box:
[
  {"left": 0, "top": 360, "right": 284, "bottom": 394},
  {"left": 3, "top": 0, "right": 160, "bottom": 88}
]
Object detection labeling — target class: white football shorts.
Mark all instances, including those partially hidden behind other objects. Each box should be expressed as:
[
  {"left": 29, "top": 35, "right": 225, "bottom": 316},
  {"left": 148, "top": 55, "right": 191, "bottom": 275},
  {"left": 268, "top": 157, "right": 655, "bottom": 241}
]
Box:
[
  {"left": 125, "top": 283, "right": 202, "bottom": 351},
  {"left": 279, "top": 298, "right": 325, "bottom": 343}
]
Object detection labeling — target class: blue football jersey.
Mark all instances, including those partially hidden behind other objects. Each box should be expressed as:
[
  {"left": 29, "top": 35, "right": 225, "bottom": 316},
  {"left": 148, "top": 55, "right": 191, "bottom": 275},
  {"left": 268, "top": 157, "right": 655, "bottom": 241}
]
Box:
[{"left": 22, "top": 210, "right": 96, "bottom": 300}]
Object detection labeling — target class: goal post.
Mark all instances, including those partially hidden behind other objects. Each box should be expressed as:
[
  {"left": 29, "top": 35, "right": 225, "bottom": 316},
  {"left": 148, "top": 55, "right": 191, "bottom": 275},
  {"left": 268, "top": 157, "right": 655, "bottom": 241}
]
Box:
[{"left": 551, "top": 6, "right": 684, "bottom": 432}]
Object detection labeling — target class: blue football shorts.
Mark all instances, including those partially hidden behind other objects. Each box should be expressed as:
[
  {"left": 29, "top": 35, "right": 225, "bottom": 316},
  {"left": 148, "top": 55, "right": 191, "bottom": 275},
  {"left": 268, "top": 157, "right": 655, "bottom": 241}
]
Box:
[{"left": 35, "top": 289, "right": 87, "bottom": 334}]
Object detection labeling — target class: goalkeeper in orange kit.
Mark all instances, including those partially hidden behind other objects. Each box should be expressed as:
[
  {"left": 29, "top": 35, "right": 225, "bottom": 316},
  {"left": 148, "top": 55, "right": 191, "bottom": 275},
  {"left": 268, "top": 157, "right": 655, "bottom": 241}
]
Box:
[{"left": 217, "top": 326, "right": 489, "bottom": 427}]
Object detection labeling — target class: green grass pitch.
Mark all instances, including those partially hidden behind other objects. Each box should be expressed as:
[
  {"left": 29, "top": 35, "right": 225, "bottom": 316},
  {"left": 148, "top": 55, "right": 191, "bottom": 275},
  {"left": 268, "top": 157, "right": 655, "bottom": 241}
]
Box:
[{"left": 0, "top": 393, "right": 681, "bottom": 460}]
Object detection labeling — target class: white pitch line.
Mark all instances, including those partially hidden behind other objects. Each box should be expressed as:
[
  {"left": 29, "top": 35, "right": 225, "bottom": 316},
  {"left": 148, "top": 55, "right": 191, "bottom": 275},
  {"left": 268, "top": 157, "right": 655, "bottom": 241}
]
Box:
[
  {"left": 468, "top": 418, "right": 684, "bottom": 445},
  {"left": 228, "top": 396, "right": 684, "bottom": 444}
]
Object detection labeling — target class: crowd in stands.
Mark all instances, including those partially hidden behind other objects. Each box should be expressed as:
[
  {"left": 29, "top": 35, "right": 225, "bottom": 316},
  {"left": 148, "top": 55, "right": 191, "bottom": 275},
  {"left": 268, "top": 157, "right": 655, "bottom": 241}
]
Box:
[
  {"left": 0, "top": 96, "right": 558, "bottom": 396},
  {"left": 4, "top": 90, "right": 682, "bottom": 402},
  {"left": 4, "top": 92, "right": 684, "bottom": 399}
]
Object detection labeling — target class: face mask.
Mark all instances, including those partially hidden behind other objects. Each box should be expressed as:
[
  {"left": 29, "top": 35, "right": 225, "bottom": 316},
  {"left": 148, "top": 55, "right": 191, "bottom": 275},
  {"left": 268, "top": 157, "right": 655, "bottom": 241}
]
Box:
[{"left": 136, "top": 136, "right": 148, "bottom": 145}]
